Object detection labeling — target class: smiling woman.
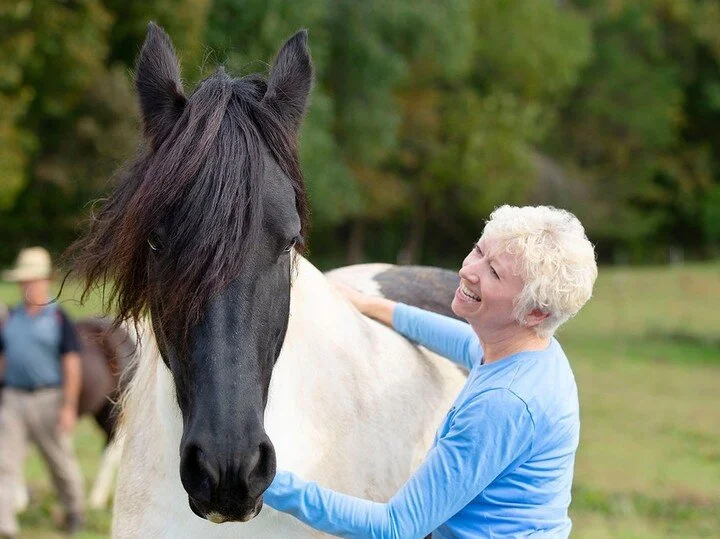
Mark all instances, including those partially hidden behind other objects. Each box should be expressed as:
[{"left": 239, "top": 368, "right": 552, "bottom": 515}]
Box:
[{"left": 265, "top": 205, "right": 599, "bottom": 538}]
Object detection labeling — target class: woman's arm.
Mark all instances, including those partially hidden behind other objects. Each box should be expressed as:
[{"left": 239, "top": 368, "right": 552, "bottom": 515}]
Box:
[
  {"left": 264, "top": 389, "right": 535, "bottom": 539},
  {"left": 334, "top": 284, "right": 482, "bottom": 370},
  {"left": 392, "top": 304, "right": 480, "bottom": 370}
]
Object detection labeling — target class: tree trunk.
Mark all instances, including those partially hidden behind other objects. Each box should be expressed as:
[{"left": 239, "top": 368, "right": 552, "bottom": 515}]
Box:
[
  {"left": 347, "top": 219, "right": 365, "bottom": 264},
  {"left": 397, "top": 199, "right": 427, "bottom": 265}
]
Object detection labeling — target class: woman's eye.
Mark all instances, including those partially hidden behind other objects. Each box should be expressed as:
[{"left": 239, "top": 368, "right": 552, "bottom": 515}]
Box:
[{"left": 491, "top": 267, "right": 499, "bottom": 279}]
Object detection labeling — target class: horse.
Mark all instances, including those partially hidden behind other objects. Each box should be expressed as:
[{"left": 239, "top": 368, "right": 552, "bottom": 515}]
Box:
[
  {"left": 66, "top": 24, "right": 467, "bottom": 537},
  {"left": 0, "top": 307, "right": 136, "bottom": 511},
  {"left": 73, "top": 317, "right": 136, "bottom": 509}
]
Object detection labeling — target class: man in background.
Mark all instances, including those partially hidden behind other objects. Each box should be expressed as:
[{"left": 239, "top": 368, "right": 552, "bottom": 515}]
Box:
[{"left": 0, "top": 247, "right": 85, "bottom": 537}]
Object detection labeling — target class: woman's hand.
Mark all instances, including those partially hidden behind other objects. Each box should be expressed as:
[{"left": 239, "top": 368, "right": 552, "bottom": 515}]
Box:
[
  {"left": 332, "top": 282, "right": 396, "bottom": 327},
  {"left": 333, "top": 282, "right": 372, "bottom": 315}
]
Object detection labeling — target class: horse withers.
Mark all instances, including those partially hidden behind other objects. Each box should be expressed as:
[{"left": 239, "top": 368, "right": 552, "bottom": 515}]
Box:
[{"left": 67, "top": 24, "right": 466, "bottom": 537}]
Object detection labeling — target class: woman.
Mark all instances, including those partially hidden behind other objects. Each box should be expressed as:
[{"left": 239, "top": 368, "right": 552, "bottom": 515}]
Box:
[{"left": 264, "top": 205, "right": 598, "bottom": 538}]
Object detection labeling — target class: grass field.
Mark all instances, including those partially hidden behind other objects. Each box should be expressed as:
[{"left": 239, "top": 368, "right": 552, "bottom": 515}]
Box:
[{"left": 1, "top": 262, "right": 719, "bottom": 538}]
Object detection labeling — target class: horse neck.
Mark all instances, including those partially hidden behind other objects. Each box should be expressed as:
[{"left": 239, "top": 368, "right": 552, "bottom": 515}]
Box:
[
  {"left": 264, "top": 255, "right": 380, "bottom": 470},
  {"left": 270, "top": 254, "right": 369, "bottom": 392}
]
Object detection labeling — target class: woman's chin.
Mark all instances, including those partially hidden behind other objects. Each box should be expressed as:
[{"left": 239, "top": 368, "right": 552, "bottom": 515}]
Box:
[
  {"left": 451, "top": 295, "right": 477, "bottom": 319},
  {"left": 451, "top": 296, "right": 462, "bottom": 316}
]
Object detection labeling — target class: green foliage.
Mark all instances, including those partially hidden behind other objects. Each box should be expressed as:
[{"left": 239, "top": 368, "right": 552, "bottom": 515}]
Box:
[
  {"left": 0, "top": 0, "right": 208, "bottom": 263},
  {"left": 101, "top": 0, "right": 211, "bottom": 73},
  {"left": 702, "top": 183, "right": 720, "bottom": 246},
  {"left": 472, "top": 0, "right": 592, "bottom": 101},
  {"left": 554, "top": 0, "right": 720, "bottom": 256},
  {"left": 2, "top": 0, "right": 720, "bottom": 267}
]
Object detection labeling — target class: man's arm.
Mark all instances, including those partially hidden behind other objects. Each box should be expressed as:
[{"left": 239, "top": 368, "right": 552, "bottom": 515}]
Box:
[
  {"left": 264, "top": 389, "right": 534, "bottom": 539},
  {"left": 0, "top": 353, "right": 5, "bottom": 404},
  {"left": 59, "top": 352, "right": 81, "bottom": 432},
  {"left": 57, "top": 310, "right": 82, "bottom": 433},
  {"left": 1, "top": 330, "right": 6, "bottom": 398},
  {"left": 0, "top": 328, "right": 5, "bottom": 380}
]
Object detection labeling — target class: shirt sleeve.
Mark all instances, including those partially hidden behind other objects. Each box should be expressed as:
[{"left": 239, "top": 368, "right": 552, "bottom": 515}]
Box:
[
  {"left": 57, "top": 310, "right": 82, "bottom": 355},
  {"left": 392, "top": 304, "right": 482, "bottom": 370},
  {"left": 263, "top": 389, "right": 535, "bottom": 539}
]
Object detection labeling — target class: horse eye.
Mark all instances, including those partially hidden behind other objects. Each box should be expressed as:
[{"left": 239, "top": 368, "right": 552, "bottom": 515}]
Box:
[
  {"left": 283, "top": 237, "right": 299, "bottom": 253},
  {"left": 148, "top": 235, "right": 162, "bottom": 252}
]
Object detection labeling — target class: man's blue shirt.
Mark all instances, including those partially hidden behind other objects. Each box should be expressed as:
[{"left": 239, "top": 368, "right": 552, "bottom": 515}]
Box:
[
  {"left": 265, "top": 304, "right": 580, "bottom": 538},
  {"left": 0, "top": 303, "right": 80, "bottom": 390}
]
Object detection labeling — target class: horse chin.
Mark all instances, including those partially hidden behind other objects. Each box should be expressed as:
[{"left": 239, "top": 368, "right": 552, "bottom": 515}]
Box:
[{"left": 188, "top": 496, "right": 263, "bottom": 524}]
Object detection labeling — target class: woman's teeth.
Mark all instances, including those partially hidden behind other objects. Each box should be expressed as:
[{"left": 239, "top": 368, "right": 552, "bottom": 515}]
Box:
[{"left": 461, "top": 284, "right": 481, "bottom": 302}]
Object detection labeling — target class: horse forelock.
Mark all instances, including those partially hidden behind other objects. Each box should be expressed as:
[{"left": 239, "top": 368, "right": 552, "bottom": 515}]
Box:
[{"left": 67, "top": 70, "right": 309, "bottom": 333}]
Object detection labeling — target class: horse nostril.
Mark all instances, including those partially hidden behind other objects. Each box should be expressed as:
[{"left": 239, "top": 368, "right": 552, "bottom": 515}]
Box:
[
  {"left": 248, "top": 439, "right": 276, "bottom": 494},
  {"left": 180, "top": 443, "right": 218, "bottom": 505}
]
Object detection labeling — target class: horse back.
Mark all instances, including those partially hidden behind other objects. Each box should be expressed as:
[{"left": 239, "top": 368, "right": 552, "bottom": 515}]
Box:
[{"left": 326, "top": 263, "right": 462, "bottom": 320}]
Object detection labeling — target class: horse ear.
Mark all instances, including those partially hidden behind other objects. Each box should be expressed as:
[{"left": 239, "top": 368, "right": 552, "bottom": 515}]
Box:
[
  {"left": 135, "top": 22, "right": 187, "bottom": 150},
  {"left": 262, "top": 30, "right": 313, "bottom": 133}
]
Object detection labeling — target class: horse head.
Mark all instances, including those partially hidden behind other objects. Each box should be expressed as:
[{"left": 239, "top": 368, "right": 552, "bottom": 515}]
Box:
[{"left": 69, "top": 23, "right": 312, "bottom": 523}]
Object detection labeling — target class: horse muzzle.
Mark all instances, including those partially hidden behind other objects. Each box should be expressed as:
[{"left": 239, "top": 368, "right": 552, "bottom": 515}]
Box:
[
  {"left": 179, "top": 431, "right": 276, "bottom": 524},
  {"left": 188, "top": 495, "right": 264, "bottom": 523}
]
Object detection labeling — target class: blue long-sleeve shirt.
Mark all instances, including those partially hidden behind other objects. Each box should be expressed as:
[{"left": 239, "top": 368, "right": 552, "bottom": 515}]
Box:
[{"left": 264, "top": 304, "right": 580, "bottom": 538}]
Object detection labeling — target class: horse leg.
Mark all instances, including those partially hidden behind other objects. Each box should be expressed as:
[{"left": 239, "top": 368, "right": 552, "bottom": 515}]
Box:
[
  {"left": 14, "top": 481, "right": 29, "bottom": 513},
  {"left": 88, "top": 432, "right": 124, "bottom": 510},
  {"left": 87, "top": 400, "right": 120, "bottom": 509},
  {"left": 93, "top": 399, "right": 117, "bottom": 441}
]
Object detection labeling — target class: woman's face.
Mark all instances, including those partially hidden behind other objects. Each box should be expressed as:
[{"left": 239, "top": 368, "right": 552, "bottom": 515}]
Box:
[{"left": 452, "top": 236, "right": 526, "bottom": 335}]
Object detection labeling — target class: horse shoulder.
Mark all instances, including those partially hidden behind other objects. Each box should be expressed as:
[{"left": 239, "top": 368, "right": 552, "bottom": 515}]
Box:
[{"left": 269, "top": 258, "right": 465, "bottom": 499}]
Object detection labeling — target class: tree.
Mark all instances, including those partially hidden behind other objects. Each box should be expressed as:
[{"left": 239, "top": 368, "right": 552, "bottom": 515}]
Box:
[{"left": 0, "top": 0, "right": 210, "bottom": 264}]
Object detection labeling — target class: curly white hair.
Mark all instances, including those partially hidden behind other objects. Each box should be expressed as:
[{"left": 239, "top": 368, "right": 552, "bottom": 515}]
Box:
[{"left": 481, "top": 205, "right": 598, "bottom": 337}]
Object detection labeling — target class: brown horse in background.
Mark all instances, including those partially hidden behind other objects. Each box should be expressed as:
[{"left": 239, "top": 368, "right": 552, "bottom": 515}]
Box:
[{"left": 73, "top": 317, "right": 136, "bottom": 440}]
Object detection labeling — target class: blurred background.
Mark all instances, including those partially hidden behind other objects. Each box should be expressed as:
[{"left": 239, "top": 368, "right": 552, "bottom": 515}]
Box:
[{"left": 0, "top": 0, "right": 718, "bottom": 537}]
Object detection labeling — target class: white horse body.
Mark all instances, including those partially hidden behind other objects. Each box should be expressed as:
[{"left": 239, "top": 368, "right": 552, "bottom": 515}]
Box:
[{"left": 112, "top": 257, "right": 466, "bottom": 537}]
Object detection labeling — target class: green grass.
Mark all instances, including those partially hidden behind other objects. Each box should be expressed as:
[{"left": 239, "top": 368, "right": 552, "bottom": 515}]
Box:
[
  {"left": 560, "top": 262, "right": 720, "bottom": 538},
  {"left": 18, "top": 420, "right": 111, "bottom": 538},
  {"left": 3, "top": 262, "right": 719, "bottom": 537}
]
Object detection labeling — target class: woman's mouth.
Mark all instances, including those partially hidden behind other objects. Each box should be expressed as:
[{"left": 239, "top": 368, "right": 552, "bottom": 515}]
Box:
[{"left": 459, "top": 283, "right": 481, "bottom": 302}]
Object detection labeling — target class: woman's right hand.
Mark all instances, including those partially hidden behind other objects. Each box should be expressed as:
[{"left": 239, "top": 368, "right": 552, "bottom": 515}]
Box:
[
  {"left": 332, "top": 282, "right": 396, "bottom": 326},
  {"left": 332, "top": 282, "right": 371, "bottom": 315}
]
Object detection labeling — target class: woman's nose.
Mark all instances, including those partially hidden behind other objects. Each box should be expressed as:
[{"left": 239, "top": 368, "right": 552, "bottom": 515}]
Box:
[{"left": 459, "top": 263, "right": 480, "bottom": 283}]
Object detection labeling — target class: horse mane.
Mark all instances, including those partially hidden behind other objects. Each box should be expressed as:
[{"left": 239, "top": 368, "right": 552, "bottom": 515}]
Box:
[{"left": 65, "top": 70, "right": 309, "bottom": 332}]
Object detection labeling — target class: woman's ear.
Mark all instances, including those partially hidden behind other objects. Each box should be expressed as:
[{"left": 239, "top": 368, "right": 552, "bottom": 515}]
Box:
[{"left": 524, "top": 309, "right": 550, "bottom": 328}]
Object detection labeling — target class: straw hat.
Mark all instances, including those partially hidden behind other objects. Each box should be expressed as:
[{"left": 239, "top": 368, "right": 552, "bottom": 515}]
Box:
[{"left": 2, "top": 247, "right": 53, "bottom": 282}]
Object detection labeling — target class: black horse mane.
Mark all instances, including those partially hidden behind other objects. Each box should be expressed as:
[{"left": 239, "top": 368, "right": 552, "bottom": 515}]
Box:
[{"left": 66, "top": 66, "right": 309, "bottom": 331}]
